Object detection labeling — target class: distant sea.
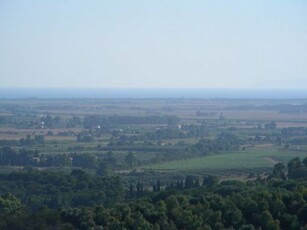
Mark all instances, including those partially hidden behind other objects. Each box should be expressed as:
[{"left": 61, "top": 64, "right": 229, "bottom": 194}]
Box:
[{"left": 0, "top": 88, "right": 307, "bottom": 99}]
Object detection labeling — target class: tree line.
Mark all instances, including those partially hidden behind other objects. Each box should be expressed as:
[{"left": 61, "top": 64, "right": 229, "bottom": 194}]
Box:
[{"left": 0, "top": 158, "right": 306, "bottom": 229}]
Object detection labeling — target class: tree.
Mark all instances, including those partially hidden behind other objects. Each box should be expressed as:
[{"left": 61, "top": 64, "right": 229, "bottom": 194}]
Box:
[
  {"left": 105, "top": 151, "right": 117, "bottom": 166},
  {"left": 238, "top": 225, "right": 255, "bottom": 230},
  {"left": 72, "top": 153, "right": 96, "bottom": 169},
  {"left": 125, "top": 152, "right": 136, "bottom": 169},
  {"left": 157, "top": 180, "right": 161, "bottom": 192},
  {"left": 0, "top": 193, "right": 22, "bottom": 215},
  {"left": 96, "top": 162, "right": 109, "bottom": 176},
  {"left": 184, "top": 175, "right": 194, "bottom": 189},
  {"left": 270, "top": 162, "right": 286, "bottom": 180},
  {"left": 203, "top": 175, "right": 218, "bottom": 187},
  {"left": 265, "top": 121, "right": 276, "bottom": 130},
  {"left": 287, "top": 157, "right": 302, "bottom": 175},
  {"left": 270, "top": 121, "right": 277, "bottom": 129},
  {"left": 256, "top": 211, "right": 277, "bottom": 230}
]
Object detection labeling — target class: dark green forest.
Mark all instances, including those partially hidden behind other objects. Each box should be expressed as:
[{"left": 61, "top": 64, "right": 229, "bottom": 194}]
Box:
[{"left": 0, "top": 158, "right": 307, "bottom": 230}]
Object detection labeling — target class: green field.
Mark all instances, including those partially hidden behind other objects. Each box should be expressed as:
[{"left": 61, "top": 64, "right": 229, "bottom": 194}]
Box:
[{"left": 143, "top": 149, "right": 307, "bottom": 171}]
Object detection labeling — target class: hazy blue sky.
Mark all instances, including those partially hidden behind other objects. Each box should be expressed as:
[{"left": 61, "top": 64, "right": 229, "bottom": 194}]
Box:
[{"left": 1, "top": 0, "right": 307, "bottom": 89}]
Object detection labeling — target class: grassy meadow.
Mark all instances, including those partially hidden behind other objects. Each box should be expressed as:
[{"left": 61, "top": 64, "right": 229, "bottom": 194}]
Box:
[{"left": 143, "top": 148, "right": 307, "bottom": 172}]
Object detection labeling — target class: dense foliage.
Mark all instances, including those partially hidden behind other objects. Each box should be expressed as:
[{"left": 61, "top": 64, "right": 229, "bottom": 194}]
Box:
[
  {"left": 0, "top": 158, "right": 306, "bottom": 230},
  {"left": 0, "top": 169, "right": 123, "bottom": 211}
]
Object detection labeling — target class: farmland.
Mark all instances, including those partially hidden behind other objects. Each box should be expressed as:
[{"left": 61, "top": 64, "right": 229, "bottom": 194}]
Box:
[
  {"left": 0, "top": 97, "right": 307, "bottom": 183},
  {"left": 1, "top": 97, "right": 307, "bottom": 229},
  {"left": 144, "top": 148, "right": 306, "bottom": 171}
]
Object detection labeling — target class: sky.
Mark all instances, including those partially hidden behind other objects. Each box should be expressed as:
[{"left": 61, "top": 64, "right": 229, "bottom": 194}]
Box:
[{"left": 0, "top": 0, "right": 307, "bottom": 89}]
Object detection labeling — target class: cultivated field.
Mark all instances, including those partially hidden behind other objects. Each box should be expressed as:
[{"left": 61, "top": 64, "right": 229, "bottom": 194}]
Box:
[
  {"left": 1, "top": 98, "right": 307, "bottom": 182},
  {"left": 144, "top": 148, "right": 307, "bottom": 172}
]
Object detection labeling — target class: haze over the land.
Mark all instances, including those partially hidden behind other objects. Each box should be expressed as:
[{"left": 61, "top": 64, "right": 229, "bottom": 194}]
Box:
[{"left": 1, "top": 0, "right": 307, "bottom": 89}]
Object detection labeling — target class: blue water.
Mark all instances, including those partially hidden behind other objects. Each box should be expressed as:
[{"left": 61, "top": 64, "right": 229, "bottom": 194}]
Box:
[{"left": 0, "top": 88, "right": 307, "bottom": 99}]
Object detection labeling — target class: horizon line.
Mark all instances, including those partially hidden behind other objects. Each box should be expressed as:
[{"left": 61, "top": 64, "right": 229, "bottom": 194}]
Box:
[{"left": 1, "top": 87, "right": 307, "bottom": 90}]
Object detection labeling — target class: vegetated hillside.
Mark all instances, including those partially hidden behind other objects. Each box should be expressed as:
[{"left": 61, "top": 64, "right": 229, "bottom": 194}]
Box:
[{"left": 0, "top": 157, "right": 306, "bottom": 230}]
